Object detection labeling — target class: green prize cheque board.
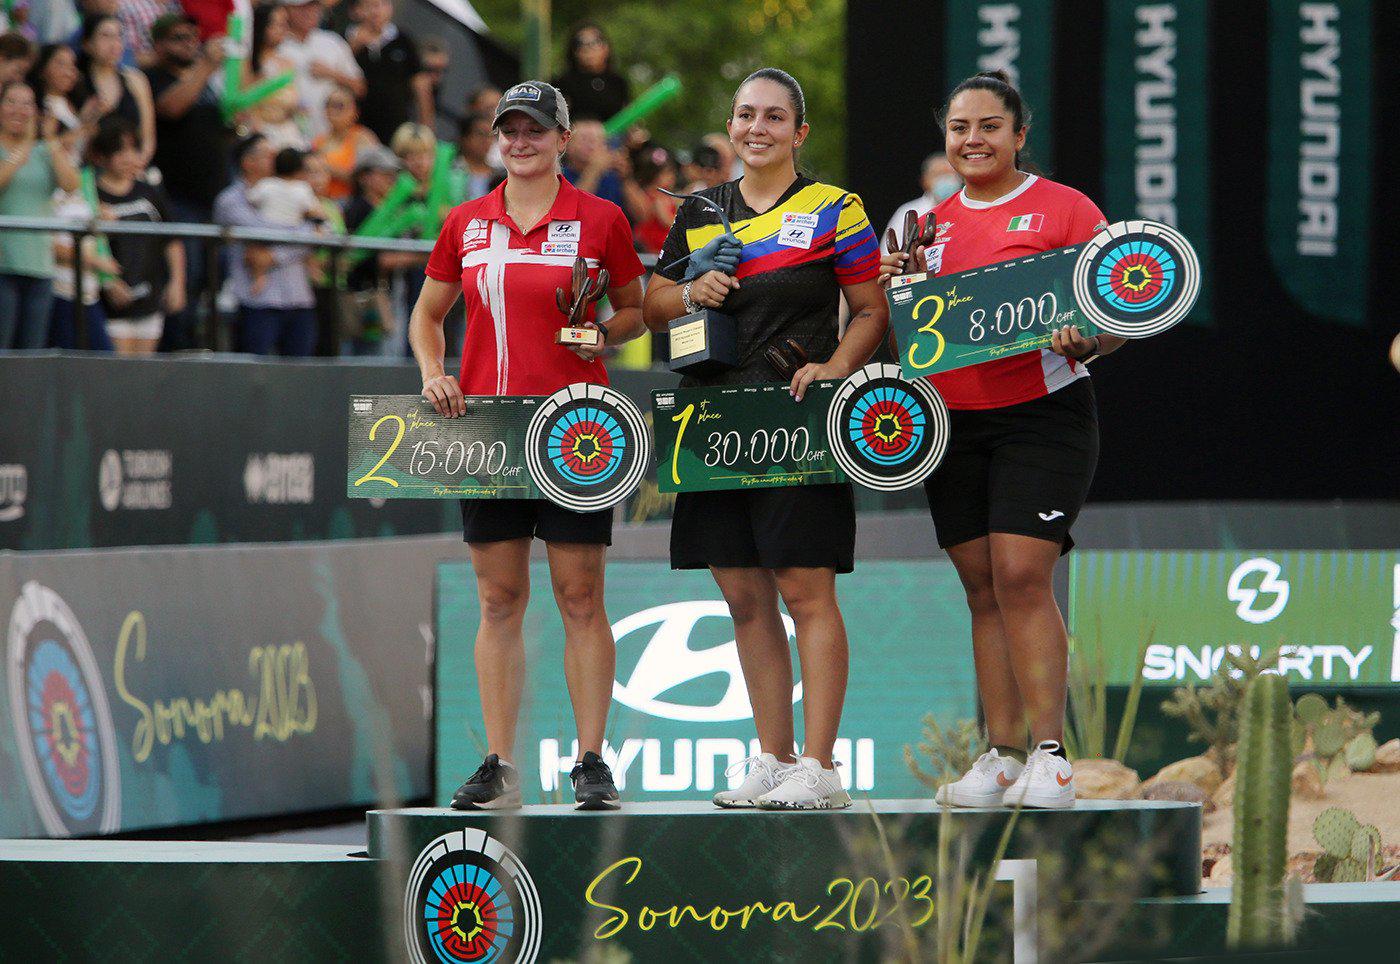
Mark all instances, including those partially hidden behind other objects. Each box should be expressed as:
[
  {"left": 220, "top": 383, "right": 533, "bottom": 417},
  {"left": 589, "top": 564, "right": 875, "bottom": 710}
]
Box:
[
  {"left": 886, "top": 219, "right": 1201, "bottom": 379},
  {"left": 651, "top": 365, "right": 949, "bottom": 494},
  {"left": 348, "top": 394, "right": 539, "bottom": 499},
  {"left": 347, "top": 386, "right": 652, "bottom": 512},
  {"left": 652, "top": 382, "right": 842, "bottom": 493}
]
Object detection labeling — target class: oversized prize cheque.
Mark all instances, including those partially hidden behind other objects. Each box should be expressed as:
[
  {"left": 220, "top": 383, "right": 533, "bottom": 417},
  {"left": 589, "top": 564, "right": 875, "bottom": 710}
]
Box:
[
  {"left": 346, "top": 385, "right": 651, "bottom": 512},
  {"left": 652, "top": 363, "right": 950, "bottom": 494},
  {"left": 886, "top": 219, "right": 1201, "bottom": 377}
]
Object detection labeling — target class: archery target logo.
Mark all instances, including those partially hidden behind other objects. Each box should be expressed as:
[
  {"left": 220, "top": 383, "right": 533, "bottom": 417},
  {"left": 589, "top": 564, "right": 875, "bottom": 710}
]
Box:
[
  {"left": 1072, "top": 219, "right": 1200, "bottom": 337},
  {"left": 6, "top": 581, "right": 122, "bottom": 836},
  {"left": 826, "top": 364, "right": 949, "bottom": 491},
  {"left": 525, "top": 384, "right": 650, "bottom": 512},
  {"left": 404, "top": 828, "right": 542, "bottom": 964}
]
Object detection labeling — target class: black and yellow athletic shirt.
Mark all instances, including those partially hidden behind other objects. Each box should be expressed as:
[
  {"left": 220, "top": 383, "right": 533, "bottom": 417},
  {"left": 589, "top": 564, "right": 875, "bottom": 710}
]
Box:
[{"left": 657, "top": 175, "right": 880, "bottom": 386}]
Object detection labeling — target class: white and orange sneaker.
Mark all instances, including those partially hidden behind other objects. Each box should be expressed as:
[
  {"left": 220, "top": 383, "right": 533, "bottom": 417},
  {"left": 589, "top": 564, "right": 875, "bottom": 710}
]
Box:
[
  {"left": 1000, "top": 741, "right": 1076, "bottom": 809},
  {"left": 934, "top": 749, "right": 1026, "bottom": 808}
]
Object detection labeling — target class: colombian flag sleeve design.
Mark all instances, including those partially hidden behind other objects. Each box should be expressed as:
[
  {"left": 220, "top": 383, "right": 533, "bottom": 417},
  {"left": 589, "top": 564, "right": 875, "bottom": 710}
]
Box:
[{"left": 833, "top": 193, "right": 880, "bottom": 284}]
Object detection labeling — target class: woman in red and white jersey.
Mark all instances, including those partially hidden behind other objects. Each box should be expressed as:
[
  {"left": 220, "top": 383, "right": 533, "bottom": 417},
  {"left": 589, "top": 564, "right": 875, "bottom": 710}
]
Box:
[
  {"left": 409, "top": 81, "right": 646, "bottom": 812},
  {"left": 879, "top": 70, "right": 1124, "bottom": 809}
]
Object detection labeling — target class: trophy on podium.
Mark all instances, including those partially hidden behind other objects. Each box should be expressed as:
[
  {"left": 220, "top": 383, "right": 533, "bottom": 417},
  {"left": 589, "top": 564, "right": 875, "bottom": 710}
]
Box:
[
  {"left": 658, "top": 189, "right": 742, "bottom": 376},
  {"left": 554, "top": 256, "right": 610, "bottom": 349}
]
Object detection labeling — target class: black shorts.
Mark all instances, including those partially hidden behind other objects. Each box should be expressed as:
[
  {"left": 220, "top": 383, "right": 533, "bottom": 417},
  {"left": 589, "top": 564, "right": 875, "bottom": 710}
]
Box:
[
  {"left": 670, "top": 483, "right": 856, "bottom": 572},
  {"left": 460, "top": 498, "right": 612, "bottom": 545},
  {"left": 923, "top": 378, "right": 1099, "bottom": 554}
]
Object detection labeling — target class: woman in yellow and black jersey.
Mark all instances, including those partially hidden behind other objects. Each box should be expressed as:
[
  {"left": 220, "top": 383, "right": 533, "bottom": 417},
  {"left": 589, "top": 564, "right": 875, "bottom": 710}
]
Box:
[{"left": 643, "top": 68, "right": 888, "bottom": 811}]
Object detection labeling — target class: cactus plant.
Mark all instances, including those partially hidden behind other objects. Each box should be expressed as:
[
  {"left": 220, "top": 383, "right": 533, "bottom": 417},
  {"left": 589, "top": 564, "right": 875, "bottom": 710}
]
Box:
[
  {"left": 1228, "top": 673, "right": 1293, "bottom": 949},
  {"left": 1345, "top": 732, "right": 1377, "bottom": 772},
  {"left": 1312, "top": 807, "right": 1381, "bottom": 882},
  {"left": 1294, "top": 693, "right": 1328, "bottom": 725}
]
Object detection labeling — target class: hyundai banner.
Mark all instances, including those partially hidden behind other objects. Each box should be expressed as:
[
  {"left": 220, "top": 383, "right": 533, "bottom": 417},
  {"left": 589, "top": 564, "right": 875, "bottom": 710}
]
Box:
[{"left": 435, "top": 560, "right": 977, "bottom": 803}]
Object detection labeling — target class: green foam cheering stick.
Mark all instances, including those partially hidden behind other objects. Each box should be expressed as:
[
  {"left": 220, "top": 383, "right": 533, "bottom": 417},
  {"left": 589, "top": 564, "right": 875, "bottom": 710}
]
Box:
[
  {"left": 220, "top": 13, "right": 298, "bottom": 121},
  {"left": 419, "top": 143, "right": 458, "bottom": 237},
  {"left": 603, "top": 75, "right": 681, "bottom": 137},
  {"left": 79, "top": 167, "right": 117, "bottom": 284}
]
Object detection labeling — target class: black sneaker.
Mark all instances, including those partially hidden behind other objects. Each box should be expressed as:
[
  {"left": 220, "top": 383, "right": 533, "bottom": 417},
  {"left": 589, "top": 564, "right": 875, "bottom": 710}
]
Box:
[
  {"left": 570, "top": 751, "right": 620, "bottom": 811},
  {"left": 451, "top": 754, "right": 522, "bottom": 810}
]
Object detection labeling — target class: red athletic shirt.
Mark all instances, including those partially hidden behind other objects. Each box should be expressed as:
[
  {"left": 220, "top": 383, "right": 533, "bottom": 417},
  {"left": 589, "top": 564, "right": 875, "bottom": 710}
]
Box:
[
  {"left": 425, "top": 176, "right": 645, "bottom": 396},
  {"left": 919, "top": 175, "right": 1108, "bottom": 410}
]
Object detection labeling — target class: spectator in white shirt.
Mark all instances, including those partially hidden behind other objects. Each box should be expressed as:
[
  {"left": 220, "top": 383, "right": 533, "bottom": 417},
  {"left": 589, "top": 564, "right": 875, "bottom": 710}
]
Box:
[{"left": 276, "top": 0, "right": 364, "bottom": 140}]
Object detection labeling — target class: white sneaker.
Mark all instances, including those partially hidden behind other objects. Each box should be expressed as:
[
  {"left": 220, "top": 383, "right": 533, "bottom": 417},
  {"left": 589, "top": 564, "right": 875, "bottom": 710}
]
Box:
[
  {"left": 713, "top": 752, "right": 788, "bottom": 809},
  {"left": 1000, "top": 741, "right": 1076, "bottom": 809},
  {"left": 934, "top": 748, "right": 1026, "bottom": 807},
  {"left": 756, "top": 756, "right": 852, "bottom": 810}
]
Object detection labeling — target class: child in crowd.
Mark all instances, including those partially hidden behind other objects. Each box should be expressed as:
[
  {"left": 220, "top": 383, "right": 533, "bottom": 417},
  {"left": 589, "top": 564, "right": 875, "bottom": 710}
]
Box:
[
  {"left": 89, "top": 117, "right": 184, "bottom": 355},
  {"left": 245, "top": 146, "right": 325, "bottom": 292}
]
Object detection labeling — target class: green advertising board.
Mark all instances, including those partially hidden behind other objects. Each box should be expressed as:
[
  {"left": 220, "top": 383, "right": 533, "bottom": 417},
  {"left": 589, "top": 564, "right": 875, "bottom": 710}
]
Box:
[
  {"left": 1070, "top": 552, "right": 1400, "bottom": 686},
  {"left": 1266, "top": 0, "right": 1372, "bottom": 325},
  {"left": 1103, "top": 0, "right": 1211, "bottom": 324},
  {"left": 946, "top": 0, "right": 1054, "bottom": 164},
  {"left": 435, "top": 560, "right": 976, "bottom": 804}
]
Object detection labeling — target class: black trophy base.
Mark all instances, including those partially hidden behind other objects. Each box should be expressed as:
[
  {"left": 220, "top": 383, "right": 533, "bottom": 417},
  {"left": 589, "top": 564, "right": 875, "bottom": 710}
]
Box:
[{"left": 668, "top": 309, "right": 738, "bottom": 376}]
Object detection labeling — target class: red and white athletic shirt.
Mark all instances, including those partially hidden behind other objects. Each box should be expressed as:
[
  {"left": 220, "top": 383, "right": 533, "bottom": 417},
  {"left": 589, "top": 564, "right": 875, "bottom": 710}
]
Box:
[
  {"left": 918, "top": 175, "right": 1108, "bottom": 410},
  {"left": 425, "top": 175, "right": 645, "bottom": 396}
]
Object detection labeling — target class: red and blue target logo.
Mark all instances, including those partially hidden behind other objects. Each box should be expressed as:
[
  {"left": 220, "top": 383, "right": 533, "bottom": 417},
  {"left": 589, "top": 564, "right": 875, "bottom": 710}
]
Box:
[
  {"left": 847, "top": 383, "right": 925, "bottom": 467},
  {"left": 6, "top": 581, "right": 122, "bottom": 836},
  {"left": 405, "top": 829, "right": 541, "bottom": 964},
  {"left": 1094, "top": 239, "right": 1176, "bottom": 314},
  {"left": 545, "top": 405, "right": 623, "bottom": 486}
]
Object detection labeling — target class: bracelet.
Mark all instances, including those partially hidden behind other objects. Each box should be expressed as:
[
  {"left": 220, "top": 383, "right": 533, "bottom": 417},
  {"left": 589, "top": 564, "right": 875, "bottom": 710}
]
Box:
[
  {"left": 680, "top": 281, "right": 697, "bottom": 314},
  {"left": 594, "top": 321, "right": 609, "bottom": 344},
  {"left": 1077, "top": 336, "right": 1101, "bottom": 362}
]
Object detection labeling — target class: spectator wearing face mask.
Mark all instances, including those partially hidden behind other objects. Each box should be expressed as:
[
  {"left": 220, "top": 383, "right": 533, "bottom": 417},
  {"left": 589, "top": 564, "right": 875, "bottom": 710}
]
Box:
[
  {"left": 885, "top": 153, "right": 961, "bottom": 241},
  {"left": 551, "top": 21, "right": 628, "bottom": 124}
]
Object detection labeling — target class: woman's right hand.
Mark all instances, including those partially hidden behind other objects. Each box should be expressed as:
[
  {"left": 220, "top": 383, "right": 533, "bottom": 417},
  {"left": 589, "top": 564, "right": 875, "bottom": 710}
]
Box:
[
  {"left": 422, "top": 373, "right": 466, "bottom": 418},
  {"left": 689, "top": 269, "right": 739, "bottom": 309},
  {"left": 877, "top": 246, "right": 927, "bottom": 287}
]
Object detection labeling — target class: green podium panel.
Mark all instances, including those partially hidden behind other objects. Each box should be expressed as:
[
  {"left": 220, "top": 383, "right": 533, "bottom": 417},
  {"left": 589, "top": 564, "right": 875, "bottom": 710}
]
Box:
[
  {"left": 369, "top": 799, "right": 1202, "bottom": 962},
  {"left": 0, "top": 841, "right": 390, "bottom": 961}
]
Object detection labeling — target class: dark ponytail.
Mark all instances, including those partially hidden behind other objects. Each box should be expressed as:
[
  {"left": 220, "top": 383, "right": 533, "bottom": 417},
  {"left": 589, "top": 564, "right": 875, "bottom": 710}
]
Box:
[{"left": 938, "top": 69, "right": 1036, "bottom": 172}]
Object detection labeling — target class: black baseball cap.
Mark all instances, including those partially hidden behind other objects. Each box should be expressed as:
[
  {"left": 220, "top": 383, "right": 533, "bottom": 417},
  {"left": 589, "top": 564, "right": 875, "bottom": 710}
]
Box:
[{"left": 492, "top": 82, "right": 571, "bottom": 131}]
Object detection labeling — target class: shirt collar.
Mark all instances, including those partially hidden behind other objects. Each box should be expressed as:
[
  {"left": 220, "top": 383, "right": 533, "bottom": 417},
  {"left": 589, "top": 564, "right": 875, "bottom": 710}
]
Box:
[
  {"left": 367, "top": 23, "right": 400, "bottom": 53},
  {"left": 958, "top": 173, "right": 1038, "bottom": 209},
  {"left": 477, "top": 175, "right": 580, "bottom": 232}
]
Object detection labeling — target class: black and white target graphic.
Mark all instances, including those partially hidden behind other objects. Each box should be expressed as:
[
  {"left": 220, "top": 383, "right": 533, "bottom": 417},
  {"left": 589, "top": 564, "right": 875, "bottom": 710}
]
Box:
[
  {"left": 404, "top": 828, "right": 542, "bottom": 964},
  {"left": 525, "top": 384, "right": 650, "bottom": 512},
  {"left": 1072, "top": 219, "right": 1201, "bottom": 338},
  {"left": 826, "top": 364, "right": 949, "bottom": 491}
]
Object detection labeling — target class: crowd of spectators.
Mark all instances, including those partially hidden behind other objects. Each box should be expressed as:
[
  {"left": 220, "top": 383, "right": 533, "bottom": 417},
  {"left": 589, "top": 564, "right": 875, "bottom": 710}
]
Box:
[{"left": 0, "top": 4, "right": 750, "bottom": 358}]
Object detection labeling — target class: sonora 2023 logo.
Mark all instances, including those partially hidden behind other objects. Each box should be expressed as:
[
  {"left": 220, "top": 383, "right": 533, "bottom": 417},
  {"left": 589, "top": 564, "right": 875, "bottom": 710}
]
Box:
[
  {"left": 6, "top": 581, "right": 122, "bottom": 835},
  {"left": 405, "top": 828, "right": 542, "bottom": 964}
]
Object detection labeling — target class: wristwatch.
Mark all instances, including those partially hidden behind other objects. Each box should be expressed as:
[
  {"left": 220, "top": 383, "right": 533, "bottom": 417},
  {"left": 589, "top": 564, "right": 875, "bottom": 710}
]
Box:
[
  {"left": 1076, "top": 336, "right": 1101, "bottom": 362},
  {"left": 681, "top": 281, "right": 697, "bottom": 314},
  {"left": 594, "top": 320, "right": 609, "bottom": 344}
]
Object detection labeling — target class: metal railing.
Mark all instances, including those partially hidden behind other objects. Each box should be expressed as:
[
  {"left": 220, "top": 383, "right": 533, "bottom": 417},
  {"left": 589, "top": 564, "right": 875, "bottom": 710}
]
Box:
[{"left": 0, "top": 214, "right": 660, "bottom": 351}]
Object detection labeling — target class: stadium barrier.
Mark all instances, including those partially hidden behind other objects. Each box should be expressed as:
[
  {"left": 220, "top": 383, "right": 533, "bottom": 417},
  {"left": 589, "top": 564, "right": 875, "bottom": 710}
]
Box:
[{"left": 0, "top": 352, "right": 677, "bottom": 549}]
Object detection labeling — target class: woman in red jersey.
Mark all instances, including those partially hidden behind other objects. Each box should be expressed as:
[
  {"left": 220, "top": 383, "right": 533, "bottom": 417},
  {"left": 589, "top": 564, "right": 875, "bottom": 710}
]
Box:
[
  {"left": 879, "top": 71, "right": 1123, "bottom": 809},
  {"left": 409, "top": 82, "right": 646, "bottom": 812}
]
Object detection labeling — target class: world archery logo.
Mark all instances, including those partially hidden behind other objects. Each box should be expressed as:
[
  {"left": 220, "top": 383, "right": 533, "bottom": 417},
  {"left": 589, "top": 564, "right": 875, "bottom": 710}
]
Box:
[
  {"left": 404, "top": 828, "right": 542, "bottom": 964},
  {"left": 6, "top": 581, "right": 122, "bottom": 836},
  {"left": 1071, "top": 219, "right": 1201, "bottom": 338}
]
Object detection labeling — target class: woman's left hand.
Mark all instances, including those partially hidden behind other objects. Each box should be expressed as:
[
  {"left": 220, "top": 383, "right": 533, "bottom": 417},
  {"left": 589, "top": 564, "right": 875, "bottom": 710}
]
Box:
[
  {"left": 565, "top": 322, "right": 607, "bottom": 362},
  {"left": 1049, "top": 325, "right": 1098, "bottom": 361},
  {"left": 163, "top": 280, "right": 186, "bottom": 315},
  {"left": 789, "top": 361, "right": 848, "bottom": 403}
]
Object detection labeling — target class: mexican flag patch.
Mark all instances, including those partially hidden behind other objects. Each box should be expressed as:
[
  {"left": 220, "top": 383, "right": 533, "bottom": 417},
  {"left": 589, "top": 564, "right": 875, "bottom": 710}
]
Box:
[{"left": 1006, "top": 213, "right": 1044, "bottom": 232}]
